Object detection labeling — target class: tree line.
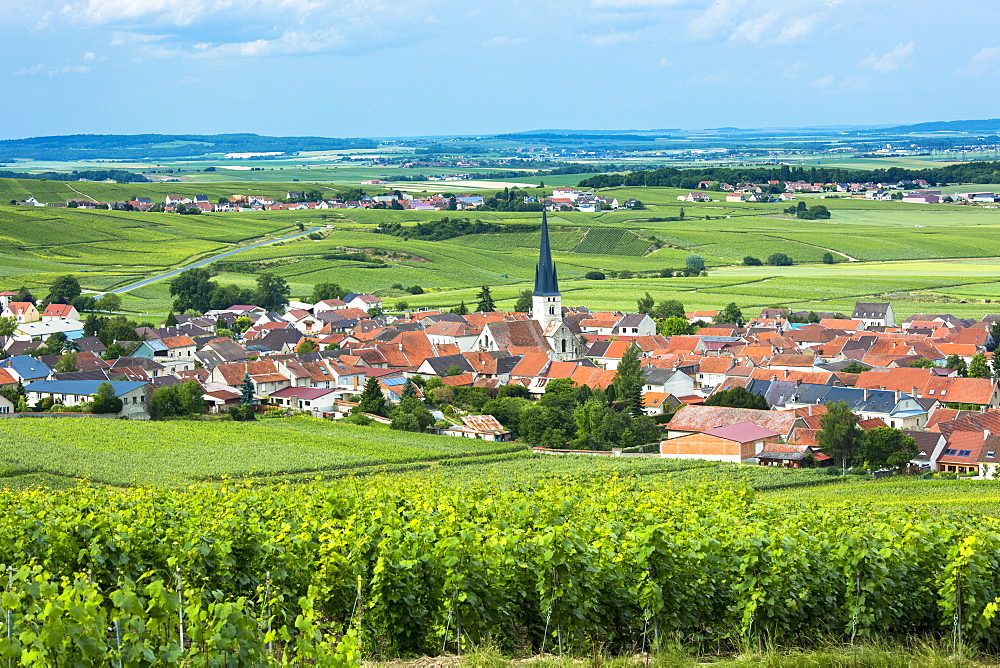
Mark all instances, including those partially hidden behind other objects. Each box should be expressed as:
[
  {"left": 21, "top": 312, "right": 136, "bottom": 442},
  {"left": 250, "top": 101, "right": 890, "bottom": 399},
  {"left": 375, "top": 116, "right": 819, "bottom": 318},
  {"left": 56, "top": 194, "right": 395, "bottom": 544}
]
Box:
[
  {"left": 0, "top": 169, "right": 150, "bottom": 183},
  {"left": 577, "top": 161, "right": 1000, "bottom": 190}
]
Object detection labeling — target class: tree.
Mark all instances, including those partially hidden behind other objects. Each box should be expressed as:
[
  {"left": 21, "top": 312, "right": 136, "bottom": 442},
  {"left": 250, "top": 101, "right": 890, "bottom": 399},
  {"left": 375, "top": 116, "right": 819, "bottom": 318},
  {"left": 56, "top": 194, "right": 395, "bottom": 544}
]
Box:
[
  {"left": 571, "top": 398, "right": 623, "bottom": 450},
  {"left": 968, "top": 353, "right": 991, "bottom": 378},
  {"left": 704, "top": 386, "right": 768, "bottom": 410},
  {"left": 822, "top": 252, "right": 835, "bottom": 264},
  {"left": 0, "top": 317, "right": 16, "bottom": 337},
  {"left": 584, "top": 271, "right": 606, "bottom": 280},
  {"left": 233, "top": 317, "right": 252, "bottom": 334},
  {"left": 165, "top": 311, "right": 178, "bottom": 327},
  {"left": 150, "top": 384, "right": 183, "bottom": 419},
  {"left": 841, "top": 361, "right": 872, "bottom": 374},
  {"left": 48, "top": 275, "right": 82, "bottom": 304},
  {"left": 169, "top": 268, "right": 216, "bottom": 314},
  {"left": 476, "top": 286, "right": 496, "bottom": 312},
  {"left": 685, "top": 254, "right": 705, "bottom": 272},
  {"left": 239, "top": 372, "right": 256, "bottom": 407},
  {"left": 657, "top": 316, "right": 693, "bottom": 336},
  {"left": 389, "top": 412, "right": 421, "bottom": 432},
  {"left": 715, "top": 302, "right": 745, "bottom": 327},
  {"left": 853, "top": 427, "right": 917, "bottom": 472},
  {"left": 767, "top": 253, "right": 793, "bottom": 266},
  {"left": 310, "top": 282, "right": 345, "bottom": 303},
  {"left": 612, "top": 345, "right": 643, "bottom": 416},
  {"left": 636, "top": 292, "right": 655, "bottom": 315},
  {"left": 945, "top": 354, "right": 968, "bottom": 377},
  {"left": 908, "top": 358, "right": 935, "bottom": 369},
  {"left": 743, "top": 256, "right": 763, "bottom": 266},
  {"left": 452, "top": 300, "right": 470, "bottom": 316},
  {"left": 95, "top": 293, "right": 122, "bottom": 312},
  {"left": 481, "top": 396, "right": 530, "bottom": 429},
  {"left": 509, "top": 290, "right": 531, "bottom": 313},
  {"left": 652, "top": 300, "right": 685, "bottom": 320},
  {"left": 990, "top": 321, "right": 1000, "bottom": 352},
  {"left": 817, "top": 400, "right": 861, "bottom": 469},
  {"left": 90, "top": 381, "right": 123, "bottom": 414},
  {"left": 401, "top": 378, "right": 417, "bottom": 400},
  {"left": 432, "top": 386, "right": 455, "bottom": 405},
  {"left": 15, "top": 286, "right": 35, "bottom": 304},
  {"left": 255, "top": 272, "right": 290, "bottom": 312},
  {"left": 390, "top": 395, "right": 434, "bottom": 432},
  {"left": 54, "top": 352, "right": 77, "bottom": 373},
  {"left": 406, "top": 286, "right": 424, "bottom": 295},
  {"left": 354, "top": 376, "right": 388, "bottom": 417},
  {"left": 296, "top": 339, "right": 319, "bottom": 354}
]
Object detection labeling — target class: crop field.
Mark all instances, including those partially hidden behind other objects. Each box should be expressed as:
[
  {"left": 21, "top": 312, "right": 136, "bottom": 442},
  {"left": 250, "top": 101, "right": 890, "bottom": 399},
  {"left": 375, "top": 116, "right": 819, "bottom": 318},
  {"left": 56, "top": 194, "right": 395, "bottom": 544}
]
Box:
[
  {"left": 5, "top": 179, "right": 1000, "bottom": 319},
  {"left": 762, "top": 476, "right": 1000, "bottom": 513},
  {"left": 0, "top": 416, "right": 520, "bottom": 487},
  {"left": 3, "top": 463, "right": 1000, "bottom": 662}
]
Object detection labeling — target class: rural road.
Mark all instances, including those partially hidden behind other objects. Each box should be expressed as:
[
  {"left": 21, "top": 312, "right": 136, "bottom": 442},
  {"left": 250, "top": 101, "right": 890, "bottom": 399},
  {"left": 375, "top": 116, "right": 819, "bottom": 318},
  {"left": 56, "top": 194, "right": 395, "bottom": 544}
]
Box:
[{"left": 111, "top": 226, "right": 321, "bottom": 294}]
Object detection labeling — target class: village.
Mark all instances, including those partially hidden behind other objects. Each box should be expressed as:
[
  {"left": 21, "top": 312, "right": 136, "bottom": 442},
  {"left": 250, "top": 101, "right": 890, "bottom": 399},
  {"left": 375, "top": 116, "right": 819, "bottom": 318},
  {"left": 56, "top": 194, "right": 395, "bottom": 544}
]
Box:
[{"left": 2, "top": 209, "right": 1000, "bottom": 479}]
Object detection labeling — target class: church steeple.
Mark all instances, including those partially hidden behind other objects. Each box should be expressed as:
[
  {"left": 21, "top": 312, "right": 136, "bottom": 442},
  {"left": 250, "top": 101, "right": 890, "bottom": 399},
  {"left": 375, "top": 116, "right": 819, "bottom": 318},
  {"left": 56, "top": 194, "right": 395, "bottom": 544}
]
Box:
[
  {"left": 532, "top": 208, "right": 562, "bottom": 331},
  {"left": 533, "top": 208, "right": 559, "bottom": 296}
]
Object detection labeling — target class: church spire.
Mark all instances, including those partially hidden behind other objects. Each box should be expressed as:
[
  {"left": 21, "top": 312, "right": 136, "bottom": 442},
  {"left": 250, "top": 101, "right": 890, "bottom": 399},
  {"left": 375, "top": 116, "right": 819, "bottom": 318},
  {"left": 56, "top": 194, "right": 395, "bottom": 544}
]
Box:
[{"left": 533, "top": 208, "right": 559, "bottom": 296}]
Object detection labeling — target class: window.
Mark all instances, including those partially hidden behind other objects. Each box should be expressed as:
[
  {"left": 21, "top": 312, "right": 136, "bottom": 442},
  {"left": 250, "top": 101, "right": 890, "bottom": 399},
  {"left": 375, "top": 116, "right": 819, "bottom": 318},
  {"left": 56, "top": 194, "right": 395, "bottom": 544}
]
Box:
[
  {"left": 940, "top": 390, "right": 947, "bottom": 396},
  {"left": 958, "top": 450, "right": 972, "bottom": 457},
  {"left": 928, "top": 390, "right": 935, "bottom": 395},
  {"left": 944, "top": 449, "right": 957, "bottom": 455},
  {"left": 988, "top": 451, "right": 996, "bottom": 458}
]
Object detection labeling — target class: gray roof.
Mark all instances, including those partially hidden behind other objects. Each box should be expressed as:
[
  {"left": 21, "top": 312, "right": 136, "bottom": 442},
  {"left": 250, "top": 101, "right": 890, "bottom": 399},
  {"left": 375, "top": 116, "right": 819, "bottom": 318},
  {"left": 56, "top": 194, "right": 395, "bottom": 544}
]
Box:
[{"left": 25, "top": 379, "right": 147, "bottom": 397}]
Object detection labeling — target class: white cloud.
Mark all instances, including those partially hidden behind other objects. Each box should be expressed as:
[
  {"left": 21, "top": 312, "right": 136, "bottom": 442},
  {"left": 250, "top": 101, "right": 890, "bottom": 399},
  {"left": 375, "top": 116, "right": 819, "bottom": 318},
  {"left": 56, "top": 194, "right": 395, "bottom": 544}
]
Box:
[
  {"left": 72, "top": 0, "right": 323, "bottom": 27},
  {"left": 730, "top": 11, "right": 778, "bottom": 43},
  {"left": 688, "top": 0, "right": 745, "bottom": 41},
  {"left": 588, "top": 30, "right": 638, "bottom": 47},
  {"left": 190, "top": 27, "right": 346, "bottom": 58},
  {"left": 15, "top": 63, "right": 90, "bottom": 75},
  {"left": 958, "top": 46, "right": 1000, "bottom": 77},
  {"left": 484, "top": 36, "right": 528, "bottom": 47},
  {"left": 811, "top": 75, "right": 834, "bottom": 88},
  {"left": 658, "top": 56, "right": 672, "bottom": 67},
  {"left": 774, "top": 15, "right": 817, "bottom": 43},
  {"left": 859, "top": 41, "right": 914, "bottom": 73},
  {"left": 83, "top": 51, "right": 96, "bottom": 60}
]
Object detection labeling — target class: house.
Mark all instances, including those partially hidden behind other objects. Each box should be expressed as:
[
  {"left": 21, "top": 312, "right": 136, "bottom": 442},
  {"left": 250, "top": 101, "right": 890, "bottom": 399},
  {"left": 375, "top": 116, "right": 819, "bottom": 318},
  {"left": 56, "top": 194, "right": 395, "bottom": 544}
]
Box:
[
  {"left": 12, "top": 319, "right": 84, "bottom": 342},
  {"left": 23, "top": 379, "right": 151, "bottom": 419},
  {"left": 642, "top": 367, "right": 696, "bottom": 397},
  {"left": 268, "top": 387, "right": 342, "bottom": 415},
  {"left": 132, "top": 335, "right": 198, "bottom": 361},
  {"left": 660, "top": 422, "right": 781, "bottom": 463},
  {"left": 343, "top": 294, "right": 381, "bottom": 313},
  {"left": 933, "top": 431, "right": 1000, "bottom": 476},
  {"left": 665, "top": 405, "right": 803, "bottom": 441},
  {"left": 41, "top": 304, "right": 80, "bottom": 322},
  {"left": 2, "top": 356, "right": 51, "bottom": 382},
  {"left": 2, "top": 302, "right": 39, "bottom": 324},
  {"left": 852, "top": 302, "right": 895, "bottom": 327},
  {"left": 612, "top": 313, "right": 657, "bottom": 337}
]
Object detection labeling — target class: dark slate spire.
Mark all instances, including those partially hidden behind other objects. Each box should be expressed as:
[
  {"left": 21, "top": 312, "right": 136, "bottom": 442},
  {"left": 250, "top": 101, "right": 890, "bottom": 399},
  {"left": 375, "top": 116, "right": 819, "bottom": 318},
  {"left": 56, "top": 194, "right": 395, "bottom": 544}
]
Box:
[{"left": 533, "top": 208, "right": 559, "bottom": 296}]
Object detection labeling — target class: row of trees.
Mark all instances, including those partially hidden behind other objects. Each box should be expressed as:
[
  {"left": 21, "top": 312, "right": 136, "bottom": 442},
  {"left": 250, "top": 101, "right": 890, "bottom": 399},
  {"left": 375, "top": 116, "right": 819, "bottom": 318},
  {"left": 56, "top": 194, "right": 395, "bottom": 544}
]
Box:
[{"left": 168, "top": 268, "right": 290, "bottom": 314}]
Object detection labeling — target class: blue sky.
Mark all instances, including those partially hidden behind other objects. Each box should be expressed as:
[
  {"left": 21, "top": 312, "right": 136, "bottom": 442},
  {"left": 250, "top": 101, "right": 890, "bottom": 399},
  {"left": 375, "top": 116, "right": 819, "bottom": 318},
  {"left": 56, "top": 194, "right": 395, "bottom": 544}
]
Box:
[{"left": 2, "top": 0, "right": 998, "bottom": 139}]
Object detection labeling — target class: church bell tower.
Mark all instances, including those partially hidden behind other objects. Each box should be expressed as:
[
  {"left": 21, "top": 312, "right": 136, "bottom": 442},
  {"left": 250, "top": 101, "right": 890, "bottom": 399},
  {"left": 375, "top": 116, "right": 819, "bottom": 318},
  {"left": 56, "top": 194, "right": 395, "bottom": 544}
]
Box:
[{"left": 532, "top": 208, "right": 562, "bottom": 330}]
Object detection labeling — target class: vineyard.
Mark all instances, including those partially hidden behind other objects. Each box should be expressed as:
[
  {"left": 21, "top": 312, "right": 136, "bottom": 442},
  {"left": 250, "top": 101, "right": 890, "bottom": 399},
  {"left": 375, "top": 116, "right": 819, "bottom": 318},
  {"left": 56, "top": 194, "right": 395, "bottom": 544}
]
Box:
[
  {"left": 572, "top": 228, "right": 652, "bottom": 256},
  {"left": 3, "top": 475, "right": 1000, "bottom": 664}
]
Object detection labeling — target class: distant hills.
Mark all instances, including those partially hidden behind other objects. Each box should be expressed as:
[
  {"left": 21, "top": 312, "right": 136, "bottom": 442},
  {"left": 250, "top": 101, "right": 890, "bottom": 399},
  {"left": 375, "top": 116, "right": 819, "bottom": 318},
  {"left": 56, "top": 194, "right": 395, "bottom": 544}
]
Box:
[
  {"left": 0, "top": 133, "right": 376, "bottom": 161},
  {"left": 868, "top": 119, "right": 1000, "bottom": 135}
]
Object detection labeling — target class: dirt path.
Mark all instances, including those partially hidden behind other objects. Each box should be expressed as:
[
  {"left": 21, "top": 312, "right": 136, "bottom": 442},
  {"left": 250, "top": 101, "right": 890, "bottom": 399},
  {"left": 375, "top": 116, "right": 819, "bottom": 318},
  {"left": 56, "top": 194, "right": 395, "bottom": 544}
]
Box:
[{"left": 65, "top": 183, "right": 98, "bottom": 202}]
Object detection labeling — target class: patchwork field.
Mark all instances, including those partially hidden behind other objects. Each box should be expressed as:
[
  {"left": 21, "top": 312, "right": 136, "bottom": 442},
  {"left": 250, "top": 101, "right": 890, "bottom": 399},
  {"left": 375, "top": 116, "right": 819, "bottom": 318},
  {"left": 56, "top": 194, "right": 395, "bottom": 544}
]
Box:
[{"left": 4, "top": 178, "right": 1000, "bottom": 319}]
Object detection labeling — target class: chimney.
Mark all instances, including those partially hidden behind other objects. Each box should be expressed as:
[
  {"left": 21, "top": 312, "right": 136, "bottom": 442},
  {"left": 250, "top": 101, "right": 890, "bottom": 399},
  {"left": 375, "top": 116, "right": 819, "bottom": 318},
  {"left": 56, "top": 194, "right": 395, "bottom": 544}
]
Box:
[
  {"left": 986, "top": 429, "right": 992, "bottom": 439},
  {"left": 895, "top": 389, "right": 901, "bottom": 403},
  {"left": 863, "top": 388, "right": 869, "bottom": 401},
  {"left": 912, "top": 386, "right": 919, "bottom": 398}
]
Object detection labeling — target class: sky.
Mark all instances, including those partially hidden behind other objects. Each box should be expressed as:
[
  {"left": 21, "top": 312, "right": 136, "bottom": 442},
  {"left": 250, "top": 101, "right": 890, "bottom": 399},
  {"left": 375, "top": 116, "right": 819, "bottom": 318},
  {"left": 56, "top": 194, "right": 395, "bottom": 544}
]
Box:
[{"left": 1, "top": 0, "right": 998, "bottom": 139}]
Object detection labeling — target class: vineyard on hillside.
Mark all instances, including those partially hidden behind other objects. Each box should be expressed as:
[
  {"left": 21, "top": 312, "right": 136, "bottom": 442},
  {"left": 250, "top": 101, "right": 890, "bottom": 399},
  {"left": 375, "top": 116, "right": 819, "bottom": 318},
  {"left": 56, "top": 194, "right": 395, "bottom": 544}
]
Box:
[{"left": 2, "top": 475, "right": 1000, "bottom": 664}]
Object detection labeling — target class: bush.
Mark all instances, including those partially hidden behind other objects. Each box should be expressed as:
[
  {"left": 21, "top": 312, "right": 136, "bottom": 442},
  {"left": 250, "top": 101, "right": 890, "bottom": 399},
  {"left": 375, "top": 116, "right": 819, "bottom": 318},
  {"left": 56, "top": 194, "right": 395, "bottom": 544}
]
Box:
[
  {"left": 406, "top": 285, "right": 424, "bottom": 295},
  {"left": 228, "top": 405, "right": 256, "bottom": 422},
  {"left": 584, "top": 271, "right": 606, "bottom": 280},
  {"left": 743, "top": 256, "right": 762, "bottom": 266},
  {"left": 767, "top": 252, "right": 793, "bottom": 266}
]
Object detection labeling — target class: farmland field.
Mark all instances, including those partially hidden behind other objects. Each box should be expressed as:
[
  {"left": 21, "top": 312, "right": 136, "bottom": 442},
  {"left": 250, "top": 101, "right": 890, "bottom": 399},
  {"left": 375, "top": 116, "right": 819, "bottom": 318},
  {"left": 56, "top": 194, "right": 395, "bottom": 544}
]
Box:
[
  {"left": 5, "top": 179, "right": 1000, "bottom": 320},
  {"left": 0, "top": 416, "right": 520, "bottom": 487}
]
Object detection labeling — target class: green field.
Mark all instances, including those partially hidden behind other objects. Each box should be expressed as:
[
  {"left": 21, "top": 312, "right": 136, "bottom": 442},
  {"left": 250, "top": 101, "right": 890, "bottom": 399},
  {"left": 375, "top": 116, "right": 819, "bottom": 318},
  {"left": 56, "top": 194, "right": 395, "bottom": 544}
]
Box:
[
  {"left": 0, "top": 416, "right": 520, "bottom": 487},
  {"left": 5, "top": 177, "right": 1000, "bottom": 319}
]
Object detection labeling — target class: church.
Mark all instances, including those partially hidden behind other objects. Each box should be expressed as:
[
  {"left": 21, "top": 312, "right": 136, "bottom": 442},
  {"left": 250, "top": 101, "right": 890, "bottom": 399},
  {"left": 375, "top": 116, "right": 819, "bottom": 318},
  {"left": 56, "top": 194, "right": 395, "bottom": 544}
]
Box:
[{"left": 473, "top": 210, "right": 585, "bottom": 361}]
